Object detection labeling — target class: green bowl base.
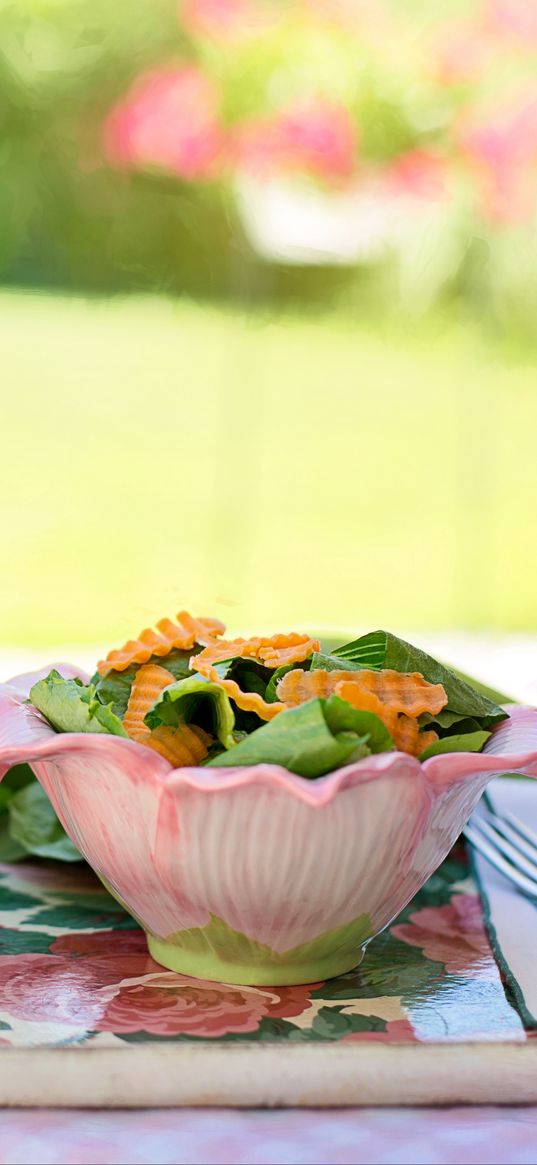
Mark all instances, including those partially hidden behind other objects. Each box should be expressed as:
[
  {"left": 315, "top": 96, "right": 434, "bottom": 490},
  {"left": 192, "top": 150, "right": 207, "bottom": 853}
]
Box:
[{"left": 146, "top": 932, "right": 365, "bottom": 986}]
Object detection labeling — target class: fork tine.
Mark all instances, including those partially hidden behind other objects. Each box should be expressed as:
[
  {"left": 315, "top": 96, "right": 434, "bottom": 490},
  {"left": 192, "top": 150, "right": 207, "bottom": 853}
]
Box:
[
  {"left": 481, "top": 811, "right": 537, "bottom": 867},
  {"left": 463, "top": 823, "right": 537, "bottom": 898},
  {"left": 499, "top": 811, "right": 537, "bottom": 853},
  {"left": 471, "top": 816, "right": 537, "bottom": 881}
]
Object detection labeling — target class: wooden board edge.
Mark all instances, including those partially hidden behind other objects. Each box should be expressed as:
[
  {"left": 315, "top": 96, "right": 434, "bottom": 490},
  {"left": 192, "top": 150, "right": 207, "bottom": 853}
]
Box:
[{"left": 1, "top": 1041, "right": 536, "bottom": 1107}]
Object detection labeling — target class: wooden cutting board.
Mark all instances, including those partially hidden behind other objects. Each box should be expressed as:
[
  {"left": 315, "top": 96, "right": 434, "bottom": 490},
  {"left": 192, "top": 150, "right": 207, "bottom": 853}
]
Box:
[{"left": 0, "top": 847, "right": 535, "bottom": 1107}]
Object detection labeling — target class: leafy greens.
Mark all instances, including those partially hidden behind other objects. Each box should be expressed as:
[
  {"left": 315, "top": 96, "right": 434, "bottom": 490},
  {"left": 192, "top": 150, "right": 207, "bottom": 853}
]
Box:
[
  {"left": 0, "top": 764, "right": 80, "bottom": 862},
  {"left": 30, "top": 671, "right": 127, "bottom": 737},
  {"left": 207, "top": 696, "right": 393, "bottom": 778},
  {"left": 8, "top": 624, "right": 512, "bottom": 861},
  {"left": 145, "top": 675, "right": 236, "bottom": 749},
  {"left": 331, "top": 630, "right": 508, "bottom": 733},
  {"left": 418, "top": 730, "right": 491, "bottom": 760},
  {"left": 9, "top": 782, "right": 80, "bottom": 861},
  {"left": 92, "top": 647, "right": 198, "bottom": 718}
]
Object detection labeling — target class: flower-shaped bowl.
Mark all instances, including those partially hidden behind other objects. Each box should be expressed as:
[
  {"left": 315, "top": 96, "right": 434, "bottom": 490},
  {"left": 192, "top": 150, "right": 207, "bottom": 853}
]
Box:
[{"left": 2, "top": 665, "right": 537, "bottom": 986}]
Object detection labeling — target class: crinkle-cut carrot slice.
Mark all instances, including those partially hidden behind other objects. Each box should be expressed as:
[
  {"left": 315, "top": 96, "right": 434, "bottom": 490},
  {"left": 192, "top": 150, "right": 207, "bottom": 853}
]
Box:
[
  {"left": 136, "top": 723, "right": 211, "bottom": 767},
  {"left": 189, "top": 632, "right": 319, "bottom": 722},
  {"left": 334, "top": 680, "right": 440, "bottom": 757},
  {"left": 96, "top": 612, "right": 225, "bottom": 675},
  {"left": 277, "top": 668, "right": 446, "bottom": 718},
  {"left": 353, "top": 669, "right": 447, "bottom": 718},
  {"left": 123, "top": 663, "right": 211, "bottom": 764},
  {"left": 194, "top": 662, "right": 284, "bottom": 721},
  {"left": 392, "top": 716, "right": 439, "bottom": 758},
  {"left": 191, "top": 632, "right": 320, "bottom": 675},
  {"left": 335, "top": 668, "right": 447, "bottom": 718},
  {"left": 276, "top": 668, "right": 358, "bottom": 706},
  {"left": 276, "top": 668, "right": 446, "bottom": 757},
  {"left": 123, "top": 663, "right": 176, "bottom": 740},
  {"left": 334, "top": 679, "right": 398, "bottom": 732},
  {"left": 193, "top": 660, "right": 284, "bottom": 719},
  {"left": 219, "top": 677, "right": 284, "bottom": 720},
  {"left": 189, "top": 638, "right": 254, "bottom": 669},
  {"left": 256, "top": 634, "right": 320, "bottom": 667}
]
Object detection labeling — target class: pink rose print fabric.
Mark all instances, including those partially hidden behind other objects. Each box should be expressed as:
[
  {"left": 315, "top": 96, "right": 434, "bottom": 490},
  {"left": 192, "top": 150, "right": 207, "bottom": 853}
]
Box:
[
  {"left": 0, "top": 929, "right": 317, "bottom": 1038},
  {"left": 392, "top": 894, "right": 494, "bottom": 974}
]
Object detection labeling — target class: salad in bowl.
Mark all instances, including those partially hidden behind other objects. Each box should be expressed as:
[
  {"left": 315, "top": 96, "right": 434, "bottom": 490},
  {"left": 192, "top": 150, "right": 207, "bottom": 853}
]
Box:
[{"left": 1, "top": 611, "right": 537, "bottom": 986}]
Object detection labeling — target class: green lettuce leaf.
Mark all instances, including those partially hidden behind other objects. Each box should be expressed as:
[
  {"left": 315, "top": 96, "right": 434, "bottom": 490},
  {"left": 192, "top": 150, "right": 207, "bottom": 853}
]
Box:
[
  {"left": 145, "top": 675, "right": 236, "bottom": 749},
  {"left": 219, "top": 658, "right": 272, "bottom": 696},
  {"left": 0, "top": 765, "right": 39, "bottom": 861},
  {"left": 420, "top": 710, "right": 483, "bottom": 732},
  {"left": 332, "top": 631, "right": 507, "bottom": 728},
  {"left": 207, "top": 696, "right": 392, "bottom": 778},
  {"left": 419, "top": 730, "right": 491, "bottom": 760},
  {"left": 211, "top": 657, "right": 275, "bottom": 732},
  {"left": 325, "top": 697, "right": 393, "bottom": 754},
  {"left": 92, "top": 666, "right": 138, "bottom": 719},
  {"left": 8, "top": 782, "right": 80, "bottom": 861},
  {"left": 0, "top": 762, "right": 80, "bottom": 862},
  {"left": 265, "top": 664, "right": 293, "bottom": 703},
  {"left": 92, "top": 699, "right": 128, "bottom": 735},
  {"left": 161, "top": 646, "right": 202, "bottom": 679},
  {"left": 30, "top": 671, "right": 127, "bottom": 736},
  {"left": 0, "top": 763, "right": 34, "bottom": 804},
  {"left": 0, "top": 818, "right": 27, "bottom": 862},
  {"left": 309, "top": 652, "right": 364, "bottom": 674}
]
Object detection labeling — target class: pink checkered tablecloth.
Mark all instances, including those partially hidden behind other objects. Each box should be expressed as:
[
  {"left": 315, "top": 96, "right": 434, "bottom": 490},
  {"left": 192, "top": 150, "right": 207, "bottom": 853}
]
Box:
[{"left": 3, "top": 1108, "right": 537, "bottom": 1165}]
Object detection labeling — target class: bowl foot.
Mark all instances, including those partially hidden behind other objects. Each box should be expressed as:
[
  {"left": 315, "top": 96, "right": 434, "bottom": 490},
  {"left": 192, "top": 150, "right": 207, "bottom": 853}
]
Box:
[{"left": 146, "top": 932, "right": 365, "bottom": 986}]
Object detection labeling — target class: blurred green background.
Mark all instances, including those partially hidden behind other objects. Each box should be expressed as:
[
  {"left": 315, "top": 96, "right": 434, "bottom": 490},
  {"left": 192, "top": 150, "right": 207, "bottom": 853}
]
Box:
[{"left": 2, "top": 0, "right": 537, "bottom": 646}]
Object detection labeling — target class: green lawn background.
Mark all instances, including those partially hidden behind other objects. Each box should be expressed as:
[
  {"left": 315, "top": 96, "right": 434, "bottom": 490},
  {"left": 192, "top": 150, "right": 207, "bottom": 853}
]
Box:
[{"left": 2, "top": 290, "right": 536, "bottom": 646}]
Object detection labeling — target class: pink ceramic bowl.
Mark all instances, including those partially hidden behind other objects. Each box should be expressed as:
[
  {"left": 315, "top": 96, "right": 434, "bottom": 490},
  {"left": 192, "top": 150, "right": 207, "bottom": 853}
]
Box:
[{"left": 2, "top": 664, "right": 537, "bottom": 986}]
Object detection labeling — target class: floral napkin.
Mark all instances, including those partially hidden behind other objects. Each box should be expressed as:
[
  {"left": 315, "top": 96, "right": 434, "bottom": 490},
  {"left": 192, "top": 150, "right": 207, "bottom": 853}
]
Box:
[{"left": 471, "top": 776, "right": 537, "bottom": 1029}]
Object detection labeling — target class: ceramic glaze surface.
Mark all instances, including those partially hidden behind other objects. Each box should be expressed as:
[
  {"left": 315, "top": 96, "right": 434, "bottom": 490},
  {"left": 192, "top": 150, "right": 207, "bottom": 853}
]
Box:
[{"left": 1, "top": 670, "right": 537, "bottom": 984}]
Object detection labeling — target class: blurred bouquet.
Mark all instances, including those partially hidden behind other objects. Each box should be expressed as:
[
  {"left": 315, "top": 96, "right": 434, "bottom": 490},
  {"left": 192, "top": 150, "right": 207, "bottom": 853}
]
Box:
[{"left": 1, "top": 0, "right": 537, "bottom": 328}]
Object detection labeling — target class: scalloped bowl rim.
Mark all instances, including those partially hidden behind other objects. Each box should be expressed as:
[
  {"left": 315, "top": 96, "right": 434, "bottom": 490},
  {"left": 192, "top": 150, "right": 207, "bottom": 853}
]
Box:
[{"left": 1, "top": 676, "right": 536, "bottom": 808}]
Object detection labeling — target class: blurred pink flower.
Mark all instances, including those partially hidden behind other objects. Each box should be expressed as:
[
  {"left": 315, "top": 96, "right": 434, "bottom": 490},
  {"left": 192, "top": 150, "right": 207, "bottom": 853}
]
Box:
[
  {"left": 104, "top": 66, "right": 225, "bottom": 180},
  {"left": 432, "top": 2, "right": 537, "bottom": 87},
  {"left": 460, "top": 93, "right": 537, "bottom": 223},
  {"left": 431, "top": 19, "right": 493, "bottom": 85},
  {"left": 302, "top": 0, "right": 388, "bottom": 34},
  {"left": 234, "top": 100, "right": 358, "bottom": 184},
  {"left": 485, "top": 0, "right": 537, "bottom": 46},
  {"left": 181, "top": 0, "right": 279, "bottom": 42},
  {"left": 387, "top": 149, "right": 448, "bottom": 201}
]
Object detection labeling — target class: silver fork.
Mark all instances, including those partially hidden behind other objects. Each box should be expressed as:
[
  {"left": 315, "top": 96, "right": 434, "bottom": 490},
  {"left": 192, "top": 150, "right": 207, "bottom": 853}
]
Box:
[{"left": 463, "top": 791, "right": 537, "bottom": 899}]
